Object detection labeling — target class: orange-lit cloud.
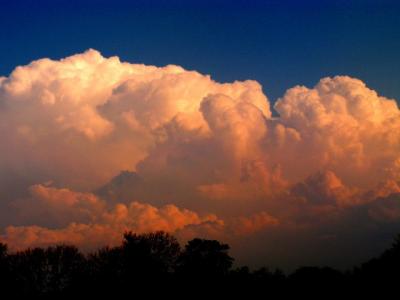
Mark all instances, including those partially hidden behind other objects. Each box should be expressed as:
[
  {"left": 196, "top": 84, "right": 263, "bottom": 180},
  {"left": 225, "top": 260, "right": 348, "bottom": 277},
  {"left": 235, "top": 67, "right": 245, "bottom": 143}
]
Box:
[
  {"left": 0, "top": 50, "right": 400, "bottom": 267},
  {"left": 3, "top": 184, "right": 222, "bottom": 250},
  {"left": 2, "top": 184, "right": 280, "bottom": 251}
]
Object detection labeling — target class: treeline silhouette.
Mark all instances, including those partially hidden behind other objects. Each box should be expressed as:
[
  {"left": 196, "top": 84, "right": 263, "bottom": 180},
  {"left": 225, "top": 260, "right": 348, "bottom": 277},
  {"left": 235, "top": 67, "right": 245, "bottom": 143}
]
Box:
[{"left": 0, "top": 231, "right": 399, "bottom": 296}]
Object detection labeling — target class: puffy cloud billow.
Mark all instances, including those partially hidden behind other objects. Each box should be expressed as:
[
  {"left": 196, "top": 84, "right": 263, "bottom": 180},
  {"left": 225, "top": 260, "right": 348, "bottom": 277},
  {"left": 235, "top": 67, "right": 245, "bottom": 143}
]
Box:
[{"left": 0, "top": 50, "right": 400, "bottom": 268}]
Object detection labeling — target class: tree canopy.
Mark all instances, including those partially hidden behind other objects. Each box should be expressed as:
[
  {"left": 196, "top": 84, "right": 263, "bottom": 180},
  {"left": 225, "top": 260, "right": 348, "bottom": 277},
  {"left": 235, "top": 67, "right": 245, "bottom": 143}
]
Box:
[{"left": 0, "top": 231, "right": 399, "bottom": 296}]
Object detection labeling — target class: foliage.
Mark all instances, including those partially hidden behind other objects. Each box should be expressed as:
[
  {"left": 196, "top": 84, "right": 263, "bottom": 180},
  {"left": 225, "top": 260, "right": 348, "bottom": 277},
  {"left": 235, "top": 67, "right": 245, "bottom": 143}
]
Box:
[{"left": 0, "top": 232, "right": 399, "bottom": 296}]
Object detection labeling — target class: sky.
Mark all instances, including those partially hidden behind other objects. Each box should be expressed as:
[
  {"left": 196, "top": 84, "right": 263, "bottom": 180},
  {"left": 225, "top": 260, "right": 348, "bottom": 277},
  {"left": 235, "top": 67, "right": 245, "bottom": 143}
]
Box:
[
  {"left": 1, "top": 0, "right": 399, "bottom": 104},
  {"left": 0, "top": 0, "right": 400, "bottom": 271}
]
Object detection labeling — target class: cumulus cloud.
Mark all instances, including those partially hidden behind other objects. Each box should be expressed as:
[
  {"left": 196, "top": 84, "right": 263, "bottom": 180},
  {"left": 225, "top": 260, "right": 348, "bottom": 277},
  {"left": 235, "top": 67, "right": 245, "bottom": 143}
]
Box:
[
  {"left": 2, "top": 184, "right": 222, "bottom": 250},
  {"left": 1, "top": 50, "right": 400, "bottom": 267},
  {"left": 2, "top": 184, "right": 280, "bottom": 251},
  {"left": 230, "top": 212, "right": 279, "bottom": 235},
  {"left": 290, "top": 170, "right": 358, "bottom": 207},
  {"left": 274, "top": 77, "right": 400, "bottom": 187}
]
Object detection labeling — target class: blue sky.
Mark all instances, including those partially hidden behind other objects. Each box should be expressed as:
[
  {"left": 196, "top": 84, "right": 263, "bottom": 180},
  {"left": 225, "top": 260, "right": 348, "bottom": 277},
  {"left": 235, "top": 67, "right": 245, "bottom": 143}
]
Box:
[{"left": 0, "top": 0, "right": 399, "bottom": 104}]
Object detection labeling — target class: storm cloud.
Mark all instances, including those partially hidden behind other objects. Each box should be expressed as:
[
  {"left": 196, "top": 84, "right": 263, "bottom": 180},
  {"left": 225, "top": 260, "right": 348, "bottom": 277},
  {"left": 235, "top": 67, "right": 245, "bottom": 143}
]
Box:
[{"left": 1, "top": 50, "right": 399, "bottom": 268}]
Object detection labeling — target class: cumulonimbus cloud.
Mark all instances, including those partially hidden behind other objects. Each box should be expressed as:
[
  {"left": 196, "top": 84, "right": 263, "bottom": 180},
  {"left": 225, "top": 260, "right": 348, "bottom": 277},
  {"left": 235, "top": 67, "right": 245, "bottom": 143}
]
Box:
[
  {"left": 3, "top": 184, "right": 222, "bottom": 250},
  {"left": 2, "top": 184, "right": 279, "bottom": 251},
  {"left": 0, "top": 50, "right": 399, "bottom": 266}
]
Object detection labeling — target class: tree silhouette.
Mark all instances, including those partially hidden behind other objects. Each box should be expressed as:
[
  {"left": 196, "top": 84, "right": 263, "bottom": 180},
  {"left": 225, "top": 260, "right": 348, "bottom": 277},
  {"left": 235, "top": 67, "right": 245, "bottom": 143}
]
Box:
[
  {"left": 5, "top": 245, "right": 86, "bottom": 296},
  {"left": 9, "top": 247, "right": 49, "bottom": 295},
  {"left": 0, "top": 231, "right": 399, "bottom": 295},
  {"left": 178, "top": 238, "right": 233, "bottom": 278},
  {"left": 355, "top": 233, "right": 400, "bottom": 287},
  {"left": 0, "top": 243, "right": 6, "bottom": 258},
  {"left": 0, "top": 243, "right": 11, "bottom": 294},
  {"left": 86, "top": 246, "right": 124, "bottom": 295},
  {"left": 122, "top": 231, "right": 181, "bottom": 278},
  {"left": 289, "top": 266, "right": 345, "bottom": 293},
  {"left": 42, "top": 245, "right": 86, "bottom": 295}
]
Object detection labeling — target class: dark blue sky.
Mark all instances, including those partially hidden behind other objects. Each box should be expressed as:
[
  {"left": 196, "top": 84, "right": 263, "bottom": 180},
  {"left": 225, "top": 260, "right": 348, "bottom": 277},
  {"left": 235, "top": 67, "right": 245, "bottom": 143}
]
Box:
[{"left": 0, "top": 0, "right": 399, "bottom": 103}]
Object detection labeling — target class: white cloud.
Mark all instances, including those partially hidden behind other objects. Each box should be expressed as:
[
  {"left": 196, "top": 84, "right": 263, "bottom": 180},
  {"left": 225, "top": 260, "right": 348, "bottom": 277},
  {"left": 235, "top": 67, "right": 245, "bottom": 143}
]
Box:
[{"left": 1, "top": 50, "right": 400, "bottom": 266}]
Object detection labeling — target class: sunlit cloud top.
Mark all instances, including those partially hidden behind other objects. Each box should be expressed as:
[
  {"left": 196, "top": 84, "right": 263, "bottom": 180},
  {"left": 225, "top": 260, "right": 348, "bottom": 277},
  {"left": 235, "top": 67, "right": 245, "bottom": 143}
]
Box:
[{"left": 0, "top": 50, "right": 399, "bottom": 269}]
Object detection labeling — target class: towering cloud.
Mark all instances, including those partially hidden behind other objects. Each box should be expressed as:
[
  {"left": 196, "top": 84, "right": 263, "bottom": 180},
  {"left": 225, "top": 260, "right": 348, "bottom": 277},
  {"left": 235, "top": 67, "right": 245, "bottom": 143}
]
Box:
[{"left": 0, "top": 50, "right": 399, "bottom": 267}]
